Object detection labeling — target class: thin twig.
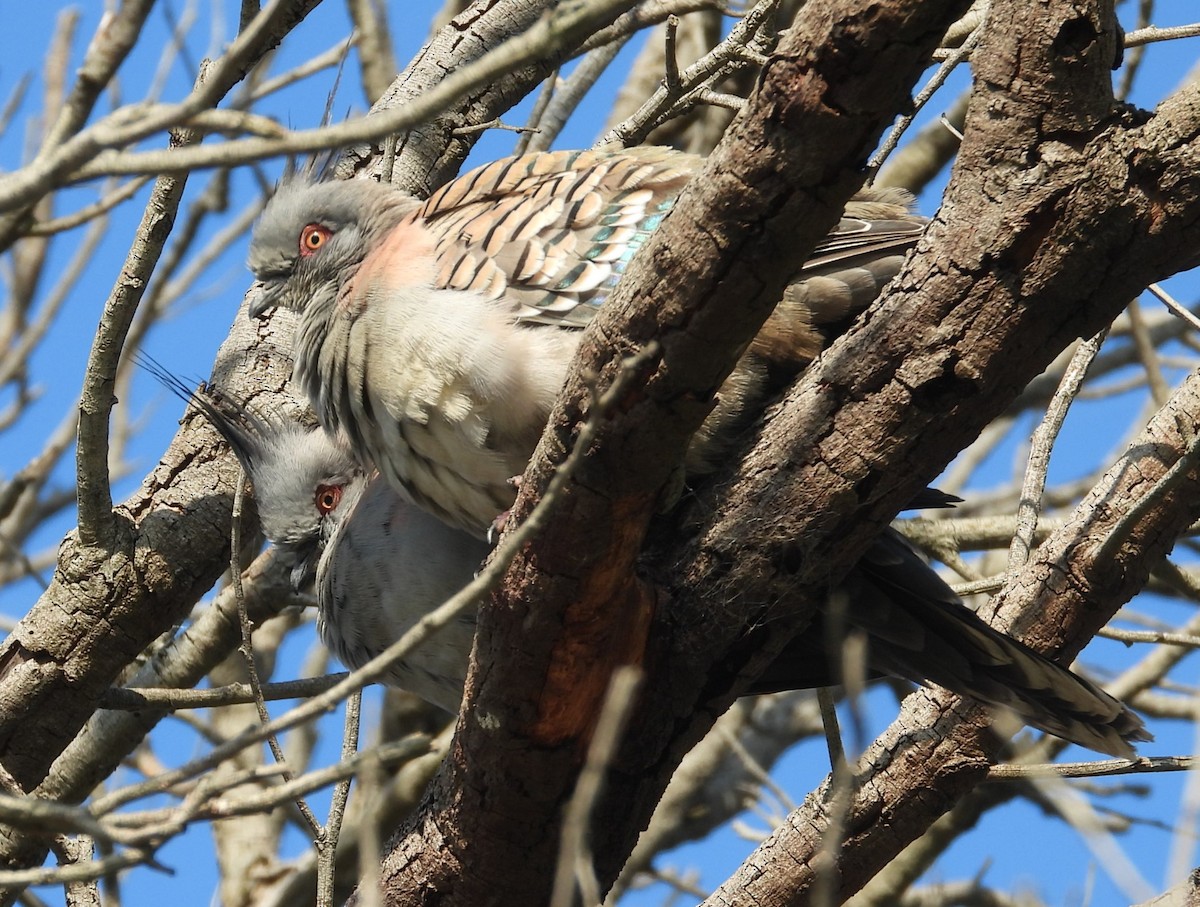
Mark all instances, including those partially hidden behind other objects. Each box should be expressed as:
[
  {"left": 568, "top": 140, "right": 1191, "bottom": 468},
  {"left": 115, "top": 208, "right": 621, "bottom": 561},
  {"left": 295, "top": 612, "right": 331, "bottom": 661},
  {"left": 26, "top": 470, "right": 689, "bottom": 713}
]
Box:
[
  {"left": 813, "top": 734, "right": 860, "bottom": 907},
  {"left": 1114, "top": 0, "right": 1154, "bottom": 101},
  {"left": 988, "top": 754, "right": 1197, "bottom": 780},
  {"left": 1148, "top": 283, "right": 1200, "bottom": 333},
  {"left": 346, "top": 0, "right": 397, "bottom": 104},
  {"left": 316, "top": 691, "right": 361, "bottom": 907},
  {"left": 816, "top": 688, "right": 845, "bottom": 775},
  {"left": 42, "top": 3, "right": 156, "bottom": 154},
  {"left": 549, "top": 666, "right": 644, "bottom": 907},
  {"left": 598, "top": 0, "right": 779, "bottom": 148},
  {"left": 1099, "top": 628, "right": 1200, "bottom": 648},
  {"left": 718, "top": 722, "right": 797, "bottom": 814},
  {"left": 1007, "top": 327, "right": 1108, "bottom": 573},
  {"left": 0, "top": 736, "right": 432, "bottom": 888},
  {"left": 515, "top": 67, "right": 560, "bottom": 156},
  {"left": 231, "top": 472, "right": 322, "bottom": 837},
  {"left": 247, "top": 37, "right": 356, "bottom": 102},
  {"left": 1120, "top": 21, "right": 1200, "bottom": 51},
  {"left": 25, "top": 177, "right": 152, "bottom": 236},
  {"left": 869, "top": 1, "right": 989, "bottom": 172},
  {"left": 355, "top": 751, "right": 386, "bottom": 907},
  {"left": 1127, "top": 299, "right": 1171, "bottom": 407},
  {"left": 0, "top": 0, "right": 640, "bottom": 202},
  {"left": 528, "top": 38, "right": 630, "bottom": 153},
  {"left": 99, "top": 674, "right": 343, "bottom": 710},
  {"left": 0, "top": 216, "right": 109, "bottom": 388},
  {"left": 450, "top": 119, "right": 537, "bottom": 137}
]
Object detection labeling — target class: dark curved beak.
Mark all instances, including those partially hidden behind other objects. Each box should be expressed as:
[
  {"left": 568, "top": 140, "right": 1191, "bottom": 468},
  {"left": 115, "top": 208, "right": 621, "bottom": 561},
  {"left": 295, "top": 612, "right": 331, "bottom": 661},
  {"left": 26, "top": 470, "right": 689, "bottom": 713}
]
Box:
[
  {"left": 247, "top": 281, "right": 283, "bottom": 320},
  {"left": 289, "top": 540, "right": 319, "bottom": 592}
]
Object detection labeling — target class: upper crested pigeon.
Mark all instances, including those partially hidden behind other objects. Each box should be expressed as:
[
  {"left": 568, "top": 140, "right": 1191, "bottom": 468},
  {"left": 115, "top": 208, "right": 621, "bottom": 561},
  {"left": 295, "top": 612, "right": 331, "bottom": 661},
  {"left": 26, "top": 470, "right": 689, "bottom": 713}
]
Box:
[{"left": 246, "top": 147, "right": 924, "bottom": 535}]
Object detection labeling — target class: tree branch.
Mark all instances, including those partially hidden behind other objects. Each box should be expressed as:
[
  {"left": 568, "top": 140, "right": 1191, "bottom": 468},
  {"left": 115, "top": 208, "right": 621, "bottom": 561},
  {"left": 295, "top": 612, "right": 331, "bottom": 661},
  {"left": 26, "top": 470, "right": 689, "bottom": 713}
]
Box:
[{"left": 374, "top": 0, "right": 974, "bottom": 903}]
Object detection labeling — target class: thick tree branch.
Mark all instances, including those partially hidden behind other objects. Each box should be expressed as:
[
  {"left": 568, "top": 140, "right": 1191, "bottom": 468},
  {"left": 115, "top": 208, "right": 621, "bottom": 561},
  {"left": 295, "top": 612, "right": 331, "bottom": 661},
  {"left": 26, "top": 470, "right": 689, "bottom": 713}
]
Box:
[
  {"left": 374, "top": 0, "right": 973, "bottom": 903},
  {"left": 0, "top": 308, "right": 288, "bottom": 798},
  {"left": 704, "top": 365, "right": 1200, "bottom": 905},
  {"left": 657, "top": 0, "right": 1200, "bottom": 900},
  {"left": 0, "top": 0, "right": 629, "bottom": 872},
  {"left": 381, "top": 0, "right": 1200, "bottom": 901}
]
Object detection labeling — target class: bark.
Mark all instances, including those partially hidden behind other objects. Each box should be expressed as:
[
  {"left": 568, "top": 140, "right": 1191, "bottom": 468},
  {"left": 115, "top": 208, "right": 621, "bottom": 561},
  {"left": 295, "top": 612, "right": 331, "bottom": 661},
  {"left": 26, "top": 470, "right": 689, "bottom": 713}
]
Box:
[
  {"left": 0, "top": 549, "right": 296, "bottom": 878},
  {"left": 0, "top": 0, "right": 619, "bottom": 877},
  {"left": 677, "top": 0, "right": 1200, "bottom": 899},
  {"left": 0, "top": 309, "right": 274, "bottom": 797},
  {"left": 704, "top": 369, "right": 1200, "bottom": 905},
  {"left": 1137, "top": 869, "right": 1200, "bottom": 907},
  {"left": 337, "top": 0, "right": 637, "bottom": 193},
  {"left": 374, "top": 0, "right": 974, "bottom": 903},
  {"left": 5, "top": 0, "right": 1199, "bottom": 900},
  {"left": 375, "top": 0, "right": 1200, "bottom": 902},
  {"left": 0, "top": 0, "right": 333, "bottom": 810}
]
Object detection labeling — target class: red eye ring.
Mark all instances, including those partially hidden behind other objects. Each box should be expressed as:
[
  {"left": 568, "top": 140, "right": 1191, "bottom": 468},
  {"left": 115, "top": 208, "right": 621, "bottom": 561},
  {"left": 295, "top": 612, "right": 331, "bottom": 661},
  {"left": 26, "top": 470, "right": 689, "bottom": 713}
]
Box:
[
  {"left": 315, "top": 483, "right": 342, "bottom": 515},
  {"left": 300, "top": 223, "right": 332, "bottom": 256}
]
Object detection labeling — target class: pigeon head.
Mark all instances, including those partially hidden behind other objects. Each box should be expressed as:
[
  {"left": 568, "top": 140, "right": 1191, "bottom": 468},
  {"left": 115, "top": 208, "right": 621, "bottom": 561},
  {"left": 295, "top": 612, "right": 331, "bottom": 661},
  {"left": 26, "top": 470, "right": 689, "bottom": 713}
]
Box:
[{"left": 247, "top": 177, "right": 420, "bottom": 319}]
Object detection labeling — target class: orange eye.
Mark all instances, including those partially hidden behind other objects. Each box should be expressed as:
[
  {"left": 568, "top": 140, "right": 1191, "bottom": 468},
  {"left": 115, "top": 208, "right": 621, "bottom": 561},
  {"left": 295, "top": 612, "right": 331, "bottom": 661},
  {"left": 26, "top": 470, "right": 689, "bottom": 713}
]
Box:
[
  {"left": 300, "top": 223, "right": 332, "bottom": 256},
  {"left": 315, "top": 483, "right": 342, "bottom": 515}
]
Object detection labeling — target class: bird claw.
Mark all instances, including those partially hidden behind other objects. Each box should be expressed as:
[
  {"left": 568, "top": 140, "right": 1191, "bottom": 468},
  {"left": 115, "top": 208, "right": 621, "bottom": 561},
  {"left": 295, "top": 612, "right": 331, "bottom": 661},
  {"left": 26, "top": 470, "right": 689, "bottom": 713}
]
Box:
[
  {"left": 486, "top": 475, "right": 523, "bottom": 544},
  {"left": 486, "top": 510, "right": 510, "bottom": 546}
]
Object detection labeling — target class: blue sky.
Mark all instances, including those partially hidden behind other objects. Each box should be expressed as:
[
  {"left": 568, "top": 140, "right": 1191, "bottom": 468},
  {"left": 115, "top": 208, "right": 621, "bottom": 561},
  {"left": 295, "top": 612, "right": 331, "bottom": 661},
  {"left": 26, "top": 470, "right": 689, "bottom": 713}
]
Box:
[{"left": 2, "top": 2, "right": 1200, "bottom": 905}]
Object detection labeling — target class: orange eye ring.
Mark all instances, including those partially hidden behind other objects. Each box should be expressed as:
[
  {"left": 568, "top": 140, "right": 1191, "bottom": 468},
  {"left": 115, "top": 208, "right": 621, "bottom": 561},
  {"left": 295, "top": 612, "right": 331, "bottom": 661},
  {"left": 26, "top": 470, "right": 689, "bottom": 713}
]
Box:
[
  {"left": 300, "top": 223, "right": 332, "bottom": 256},
  {"left": 315, "top": 483, "right": 342, "bottom": 515}
]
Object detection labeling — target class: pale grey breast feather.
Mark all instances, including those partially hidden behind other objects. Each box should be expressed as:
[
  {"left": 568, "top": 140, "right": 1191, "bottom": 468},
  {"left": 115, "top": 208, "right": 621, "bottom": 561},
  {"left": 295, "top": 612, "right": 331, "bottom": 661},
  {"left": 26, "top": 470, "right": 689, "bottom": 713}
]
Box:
[{"left": 317, "top": 475, "right": 488, "bottom": 713}]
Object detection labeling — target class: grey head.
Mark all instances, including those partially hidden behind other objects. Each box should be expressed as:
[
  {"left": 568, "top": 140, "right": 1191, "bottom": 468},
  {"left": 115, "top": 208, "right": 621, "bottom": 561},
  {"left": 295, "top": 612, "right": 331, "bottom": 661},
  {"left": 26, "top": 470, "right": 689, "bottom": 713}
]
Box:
[
  {"left": 139, "top": 355, "right": 365, "bottom": 588},
  {"left": 246, "top": 176, "right": 421, "bottom": 319}
]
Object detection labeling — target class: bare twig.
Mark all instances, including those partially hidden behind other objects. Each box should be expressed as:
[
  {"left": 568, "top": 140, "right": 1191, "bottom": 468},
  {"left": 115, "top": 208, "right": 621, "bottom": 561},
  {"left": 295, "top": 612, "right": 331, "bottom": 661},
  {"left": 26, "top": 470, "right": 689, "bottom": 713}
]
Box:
[
  {"left": 75, "top": 69, "right": 207, "bottom": 547},
  {"left": 550, "top": 666, "right": 643, "bottom": 907},
  {"left": 1148, "top": 283, "right": 1200, "bottom": 333},
  {"left": 247, "top": 38, "right": 356, "bottom": 102},
  {"left": 99, "top": 674, "right": 344, "bottom": 710},
  {"left": 527, "top": 39, "right": 630, "bottom": 153},
  {"left": 989, "top": 755, "right": 1198, "bottom": 780},
  {"left": 316, "top": 691, "right": 362, "bottom": 906},
  {"left": 229, "top": 473, "right": 322, "bottom": 836},
  {"left": 514, "top": 68, "right": 560, "bottom": 156},
  {"left": 0, "top": 0, "right": 640, "bottom": 203},
  {"left": 598, "top": 0, "right": 779, "bottom": 148},
  {"left": 24, "top": 177, "right": 152, "bottom": 236},
  {"left": 347, "top": 0, "right": 397, "bottom": 104},
  {"left": 869, "top": 1, "right": 988, "bottom": 172},
  {"left": 1007, "top": 327, "right": 1109, "bottom": 573}
]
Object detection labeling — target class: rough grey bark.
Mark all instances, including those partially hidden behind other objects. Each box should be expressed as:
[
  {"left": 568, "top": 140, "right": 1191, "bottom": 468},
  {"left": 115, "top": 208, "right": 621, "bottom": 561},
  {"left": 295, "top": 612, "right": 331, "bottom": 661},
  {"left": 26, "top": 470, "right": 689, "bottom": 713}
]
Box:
[
  {"left": 0, "top": 308, "right": 275, "bottom": 795},
  {"left": 703, "top": 368, "right": 1200, "bottom": 905}
]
